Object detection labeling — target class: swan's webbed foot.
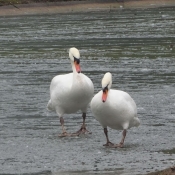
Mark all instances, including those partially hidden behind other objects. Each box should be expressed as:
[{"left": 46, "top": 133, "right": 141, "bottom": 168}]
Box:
[
  {"left": 103, "top": 142, "right": 124, "bottom": 148},
  {"left": 75, "top": 125, "right": 92, "bottom": 136},
  {"left": 116, "top": 129, "right": 127, "bottom": 148},
  {"left": 75, "top": 113, "right": 92, "bottom": 135},
  {"left": 103, "top": 141, "right": 116, "bottom": 148},
  {"left": 59, "top": 117, "right": 79, "bottom": 137},
  {"left": 116, "top": 142, "right": 124, "bottom": 148},
  {"left": 103, "top": 128, "right": 125, "bottom": 148}
]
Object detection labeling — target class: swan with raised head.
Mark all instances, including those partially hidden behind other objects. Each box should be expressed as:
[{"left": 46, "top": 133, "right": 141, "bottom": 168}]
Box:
[
  {"left": 90, "top": 72, "right": 140, "bottom": 147},
  {"left": 47, "top": 47, "right": 94, "bottom": 137}
]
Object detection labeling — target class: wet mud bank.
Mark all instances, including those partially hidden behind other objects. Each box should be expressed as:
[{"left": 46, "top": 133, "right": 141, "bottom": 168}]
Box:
[{"left": 0, "top": 0, "right": 175, "bottom": 16}]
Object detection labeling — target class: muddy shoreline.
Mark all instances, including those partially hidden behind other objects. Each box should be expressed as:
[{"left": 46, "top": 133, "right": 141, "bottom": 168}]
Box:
[{"left": 0, "top": 0, "right": 175, "bottom": 16}]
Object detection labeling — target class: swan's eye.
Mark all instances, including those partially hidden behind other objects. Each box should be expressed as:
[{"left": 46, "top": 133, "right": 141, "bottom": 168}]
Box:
[
  {"left": 103, "top": 86, "right": 108, "bottom": 92},
  {"left": 73, "top": 56, "right": 80, "bottom": 64}
]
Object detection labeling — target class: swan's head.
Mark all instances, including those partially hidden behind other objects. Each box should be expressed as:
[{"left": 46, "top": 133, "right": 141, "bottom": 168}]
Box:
[
  {"left": 69, "top": 47, "right": 81, "bottom": 73},
  {"left": 101, "top": 72, "right": 112, "bottom": 103}
]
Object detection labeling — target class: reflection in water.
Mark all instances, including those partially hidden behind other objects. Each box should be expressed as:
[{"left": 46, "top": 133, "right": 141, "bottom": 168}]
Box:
[{"left": 0, "top": 6, "right": 175, "bottom": 175}]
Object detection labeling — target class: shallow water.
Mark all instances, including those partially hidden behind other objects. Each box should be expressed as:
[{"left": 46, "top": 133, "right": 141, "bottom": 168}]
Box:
[{"left": 0, "top": 6, "right": 175, "bottom": 175}]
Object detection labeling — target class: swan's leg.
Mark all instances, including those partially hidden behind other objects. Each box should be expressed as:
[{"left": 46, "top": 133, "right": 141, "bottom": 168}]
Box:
[
  {"left": 60, "top": 117, "right": 67, "bottom": 133},
  {"left": 103, "top": 128, "right": 115, "bottom": 147},
  {"left": 117, "top": 129, "right": 127, "bottom": 148},
  {"left": 75, "top": 113, "right": 91, "bottom": 135},
  {"left": 58, "top": 117, "right": 72, "bottom": 137}
]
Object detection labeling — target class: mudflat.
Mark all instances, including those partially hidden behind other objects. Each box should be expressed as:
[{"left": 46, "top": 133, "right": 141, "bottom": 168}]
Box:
[{"left": 0, "top": 0, "right": 175, "bottom": 16}]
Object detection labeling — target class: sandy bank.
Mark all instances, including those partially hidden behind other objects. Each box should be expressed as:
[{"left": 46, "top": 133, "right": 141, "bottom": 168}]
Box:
[{"left": 0, "top": 0, "right": 175, "bottom": 16}]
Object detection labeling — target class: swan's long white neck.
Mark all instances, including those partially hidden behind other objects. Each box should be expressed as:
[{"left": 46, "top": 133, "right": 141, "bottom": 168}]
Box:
[
  {"left": 68, "top": 47, "right": 81, "bottom": 88},
  {"left": 71, "top": 61, "right": 82, "bottom": 90},
  {"left": 70, "top": 69, "right": 84, "bottom": 99},
  {"left": 71, "top": 61, "right": 77, "bottom": 74}
]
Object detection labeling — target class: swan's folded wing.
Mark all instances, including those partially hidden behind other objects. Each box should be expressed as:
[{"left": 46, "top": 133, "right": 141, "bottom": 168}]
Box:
[{"left": 50, "top": 73, "right": 73, "bottom": 93}]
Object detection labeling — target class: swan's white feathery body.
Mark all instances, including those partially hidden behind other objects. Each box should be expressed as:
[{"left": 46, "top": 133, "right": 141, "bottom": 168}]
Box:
[
  {"left": 48, "top": 73, "right": 93, "bottom": 116},
  {"left": 90, "top": 72, "right": 140, "bottom": 147},
  {"left": 47, "top": 47, "right": 94, "bottom": 136},
  {"left": 91, "top": 89, "right": 139, "bottom": 130}
]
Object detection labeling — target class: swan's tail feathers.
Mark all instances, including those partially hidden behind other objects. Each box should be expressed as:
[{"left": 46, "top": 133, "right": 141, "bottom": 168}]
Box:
[
  {"left": 133, "top": 117, "right": 140, "bottom": 127},
  {"left": 47, "top": 99, "right": 54, "bottom": 111}
]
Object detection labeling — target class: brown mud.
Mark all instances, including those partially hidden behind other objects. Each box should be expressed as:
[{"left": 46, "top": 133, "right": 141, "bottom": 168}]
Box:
[{"left": 0, "top": 0, "right": 175, "bottom": 16}]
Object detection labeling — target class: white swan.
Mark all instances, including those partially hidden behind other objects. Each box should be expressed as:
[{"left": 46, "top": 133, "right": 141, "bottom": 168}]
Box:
[
  {"left": 90, "top": 72, "right": 140, "bottom": 147},
  {"left": 47, "top": 47, "right": 94, "bottom": 136}
]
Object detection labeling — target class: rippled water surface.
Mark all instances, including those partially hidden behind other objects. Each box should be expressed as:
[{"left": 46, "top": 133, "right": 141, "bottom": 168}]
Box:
[{"left": 0, "top": 7, "right": 175, "bottom": 175}]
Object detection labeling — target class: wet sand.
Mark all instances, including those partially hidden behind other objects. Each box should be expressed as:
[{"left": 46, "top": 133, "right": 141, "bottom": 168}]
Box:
[{"left": 0, "top": 0, "right": 175, "bottom": 16}]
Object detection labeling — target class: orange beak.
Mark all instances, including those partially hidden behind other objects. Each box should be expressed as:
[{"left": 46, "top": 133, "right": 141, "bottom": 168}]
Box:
[
  {"left": 74, "top": 61, "right": 81, "bottom": 73},
  {"left": 102, "top": 89, "right": 108, "bottom": 102}
]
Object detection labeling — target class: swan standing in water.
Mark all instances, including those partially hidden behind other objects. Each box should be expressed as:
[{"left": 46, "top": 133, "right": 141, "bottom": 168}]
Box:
[
  {"left": 90, "top": 72, "right": 140, "bottom": 147},
  {"left": 47, "top": 47, "right": 94, "bottom": 137}
]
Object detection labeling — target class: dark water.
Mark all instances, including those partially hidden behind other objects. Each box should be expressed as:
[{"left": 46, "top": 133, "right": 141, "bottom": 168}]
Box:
[{"left": 0, "top": 7, "right": 175, "bottom": 175}]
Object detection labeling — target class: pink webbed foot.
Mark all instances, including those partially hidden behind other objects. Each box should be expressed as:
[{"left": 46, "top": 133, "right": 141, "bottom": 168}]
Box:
[
  {"left": 103, "top": 141, "right": 116, "bottom": 147},
  {"left": 116, "top": 142, "right": 124, "bottom": 148},
  {"left": 75, "top": 125, "right": 92, "bottom": 136}
]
